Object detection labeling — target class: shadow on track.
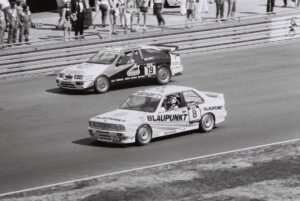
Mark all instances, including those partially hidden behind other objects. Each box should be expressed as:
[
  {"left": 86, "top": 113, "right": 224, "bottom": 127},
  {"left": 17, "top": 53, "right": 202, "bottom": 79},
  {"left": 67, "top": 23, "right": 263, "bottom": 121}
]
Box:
[{"left": 46, "top": 79, "right": 171, "bottom": 95}]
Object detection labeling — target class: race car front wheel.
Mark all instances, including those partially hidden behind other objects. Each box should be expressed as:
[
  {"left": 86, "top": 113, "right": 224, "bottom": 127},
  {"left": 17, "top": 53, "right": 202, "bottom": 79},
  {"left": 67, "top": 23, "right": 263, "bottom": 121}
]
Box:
[
  {"left": 157, "top": 67, "right": 171, "bottom": 85},
  {"left": 199, "top": 113, "right": 215, "bottom": 132},
  {"left": 94, "top": 76, "right": 110, "bottom": 94},
  {"left": 136, "top": 125, "right": 152, "bottom": 146}
]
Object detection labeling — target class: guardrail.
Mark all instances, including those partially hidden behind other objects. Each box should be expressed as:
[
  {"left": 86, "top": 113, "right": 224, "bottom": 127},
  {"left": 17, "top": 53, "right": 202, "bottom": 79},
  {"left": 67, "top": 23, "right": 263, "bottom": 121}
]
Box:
[
  {"left": 0, "top": 9, "right": 299, "bottom": 79},
  {"left": 1, "top": 8, "right": 299, "bottom": 50}
]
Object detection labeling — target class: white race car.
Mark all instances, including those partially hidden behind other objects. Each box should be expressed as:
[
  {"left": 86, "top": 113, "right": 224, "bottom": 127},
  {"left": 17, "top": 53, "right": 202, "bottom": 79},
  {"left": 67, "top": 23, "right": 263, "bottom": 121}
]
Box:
[
  {"left": 56, "top": 45, "right": 183, "bottom": 93},
  {"left": 88, "top": 85, "right": 227, "bottom": 145}
]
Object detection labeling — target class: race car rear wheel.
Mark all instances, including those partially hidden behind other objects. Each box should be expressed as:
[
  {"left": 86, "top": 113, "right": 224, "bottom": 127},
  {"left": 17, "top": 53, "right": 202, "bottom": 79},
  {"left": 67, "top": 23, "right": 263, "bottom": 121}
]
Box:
[
  {"left": 199, "top": 113, "right": 215, "bottom": 132},
  {"left": 157, "top": 67, "right": 171, "bottom": 85},
  {"left": 94, "top": 76, "right": 110, "bottom": 94},
  {"left": 136, "top": 125, "right": 152, "bottom": 146}
]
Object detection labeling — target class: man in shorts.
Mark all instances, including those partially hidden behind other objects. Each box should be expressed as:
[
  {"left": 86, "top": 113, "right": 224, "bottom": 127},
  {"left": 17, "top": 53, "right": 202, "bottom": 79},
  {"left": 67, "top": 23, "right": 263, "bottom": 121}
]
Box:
[{"left": 136, "top": 0, "right": 149, "bottom": 31}]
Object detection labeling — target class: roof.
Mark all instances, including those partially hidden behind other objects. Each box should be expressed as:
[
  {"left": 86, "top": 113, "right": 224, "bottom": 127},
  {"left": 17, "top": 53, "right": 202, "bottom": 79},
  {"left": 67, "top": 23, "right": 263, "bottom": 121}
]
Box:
[
  {"left": 102, "top": 45, "right": 170, "bottom": 54},
  {"left": 137, "top": 85, "right": 194, "bottom": 96}
]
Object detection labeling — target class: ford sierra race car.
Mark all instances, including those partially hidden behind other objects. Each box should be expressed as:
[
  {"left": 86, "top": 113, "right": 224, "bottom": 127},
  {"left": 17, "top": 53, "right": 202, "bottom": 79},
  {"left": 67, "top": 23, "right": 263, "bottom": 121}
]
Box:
[
  {"left": 56, "top": 45, "right": 183, "bottom": 93},
  {"left": 88, "top": 85, "right": 227, "bottom": 145}
]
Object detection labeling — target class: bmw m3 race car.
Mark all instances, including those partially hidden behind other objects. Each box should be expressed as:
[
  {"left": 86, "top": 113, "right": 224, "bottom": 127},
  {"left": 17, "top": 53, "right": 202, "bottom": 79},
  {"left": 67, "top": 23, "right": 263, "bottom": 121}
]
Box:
[
  {"left": 56, "top": 45, "right": 183, "bottom": 93},
  {"left": 88, "top": 85, "right": 227, "bottom": 145}
]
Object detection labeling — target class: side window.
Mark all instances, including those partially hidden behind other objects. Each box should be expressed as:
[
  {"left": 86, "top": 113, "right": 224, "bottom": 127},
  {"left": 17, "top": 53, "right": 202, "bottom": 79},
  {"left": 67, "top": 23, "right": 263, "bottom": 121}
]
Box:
[
  {"left": 183, "top": 91, "right": 204, "bottom": 105},
  {"left": 133, "top": 50, "right": 143, "bottom": 64},
  {"left": 162, "top": 93, "right": 182, "bottom": 111},
  {"left": 117, "top": 51, "right": 133, "bottom": 66}
]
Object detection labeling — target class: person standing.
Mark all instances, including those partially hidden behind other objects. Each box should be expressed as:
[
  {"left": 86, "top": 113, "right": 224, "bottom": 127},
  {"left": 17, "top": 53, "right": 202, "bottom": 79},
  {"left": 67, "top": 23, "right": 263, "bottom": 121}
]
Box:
[
  {"left": 180, "top": 0, "right": 187, "bottom": 15},
  {"left": 186, "top": 0, "right": 196, "bottom": 28},
  {"left": 283, "top": 0, "right": 297, "bottom": 7},
  {"left": 97, "top": 0, "right": 109, "bottom": 27},
  {"left": 108, "top": 0, "right": 119, "bottom": 34},
  {"left": 119, "top": 0, "right": 125, "bottom": 27},
  {"left": 124, "top": 0, "right": 134, "bottom": 33},
  {"left": 7, "top": 1, "right": 19, "bottom": 44},
  {"left": 227, "top": 0, "right": 236, "bottom": 19},
  {"left": 138, "top": 0, "right": 149, "bottom": 31},
  {"left": 153, "top": 0, "right": 165, "bottom": 26},
  {"left": 62, "top": 1, "right": 72, "bottom": 40},
  {"left": 71, "top": 0, "right": 86, "bottom": 39},
  {"left": 215, "top": 0, "right": 224, "bottom": 20},
  {"left": 0, "top": 4, "right": 6, "bottom": 46},
  {"left": 267, "top": 0, "right": 275, "bottom": 13},
  {"left": 18, "top": 4, "right": 31, "bottom": 43}
]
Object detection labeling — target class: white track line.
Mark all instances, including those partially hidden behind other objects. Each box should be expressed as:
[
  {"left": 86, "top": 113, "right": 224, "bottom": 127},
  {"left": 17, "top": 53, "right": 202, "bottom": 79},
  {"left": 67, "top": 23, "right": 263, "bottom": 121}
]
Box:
[{"left": 0, "top": 138, "right": 299, "bottom": 197}]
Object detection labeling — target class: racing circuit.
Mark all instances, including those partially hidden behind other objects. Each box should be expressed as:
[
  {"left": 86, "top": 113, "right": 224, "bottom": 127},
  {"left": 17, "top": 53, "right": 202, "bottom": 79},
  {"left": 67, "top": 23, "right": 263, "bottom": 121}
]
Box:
[{"left": 0, "top": 37, "right": 300, "bottom": 195}]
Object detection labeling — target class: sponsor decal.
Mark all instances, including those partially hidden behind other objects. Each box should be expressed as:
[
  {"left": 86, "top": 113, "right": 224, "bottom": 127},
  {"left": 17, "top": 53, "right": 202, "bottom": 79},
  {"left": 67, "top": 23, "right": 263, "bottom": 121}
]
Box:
[
  {"left": 144, "top": 57, "right": 154, "bottom": 61},
  {"left": 204, "top": 106, "right": 223, "bottom": 111},
  {"left": 127, "top": 64, "right": 140, "bottom": 76},
  {"left": 147, "top": 114, "right": 188, "bottom": 122}
]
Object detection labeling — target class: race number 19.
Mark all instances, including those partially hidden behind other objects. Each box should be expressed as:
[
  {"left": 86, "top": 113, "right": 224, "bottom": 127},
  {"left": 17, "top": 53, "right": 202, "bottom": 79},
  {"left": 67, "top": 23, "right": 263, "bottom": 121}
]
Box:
[
  {"left": 144, "top": 65, "right": 156, "bottom": 75},
  {"left": 188, "top": 105, "right": 201, "bottom": 123}
]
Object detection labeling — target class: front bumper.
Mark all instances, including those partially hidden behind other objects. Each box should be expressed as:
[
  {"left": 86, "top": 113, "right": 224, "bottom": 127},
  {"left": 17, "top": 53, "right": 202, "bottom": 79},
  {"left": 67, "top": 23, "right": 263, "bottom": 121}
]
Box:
[
  {"left": 88, "top": 127, "right": 136, "bottom": 144},
  {"left": 56, "top": 78, "right": 94, "bottom": 90},
  {"left": 171, "top": 65, "right": 183, "bottom": 77}
]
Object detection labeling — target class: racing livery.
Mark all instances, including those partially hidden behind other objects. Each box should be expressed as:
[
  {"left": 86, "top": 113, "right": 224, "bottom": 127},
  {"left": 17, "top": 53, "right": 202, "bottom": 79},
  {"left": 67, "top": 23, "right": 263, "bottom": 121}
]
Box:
[
  {"left": 88, "top": 85, "right": 227, "bottom": 145},
  {"left": 56, "top": 45, "right": 183, "bottom": 93}
]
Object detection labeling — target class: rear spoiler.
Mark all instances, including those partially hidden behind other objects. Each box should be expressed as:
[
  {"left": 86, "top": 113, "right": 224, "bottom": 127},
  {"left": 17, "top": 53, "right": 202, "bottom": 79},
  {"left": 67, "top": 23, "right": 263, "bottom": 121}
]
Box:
[
  {"left": 203, "top": 91, "right": 224, "bottom": 99},
  {"left": 155, "top": 44, "right": 179, "bottom": 52}
]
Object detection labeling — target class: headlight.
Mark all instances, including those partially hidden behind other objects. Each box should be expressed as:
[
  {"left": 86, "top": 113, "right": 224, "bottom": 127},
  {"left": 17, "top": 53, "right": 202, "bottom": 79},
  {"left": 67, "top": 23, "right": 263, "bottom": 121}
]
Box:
[
  {"left": 74, "top": 75, "right": 84, "bottom": 80},
  {"left": 58, "top": 73, "right": 64, "bottom": 78}
]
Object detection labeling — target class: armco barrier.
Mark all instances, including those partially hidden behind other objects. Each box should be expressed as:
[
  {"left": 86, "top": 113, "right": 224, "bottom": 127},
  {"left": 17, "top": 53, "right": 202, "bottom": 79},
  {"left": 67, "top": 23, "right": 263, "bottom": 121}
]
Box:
[{"left": 0, "top": 10, "right": 299, "bottom": 78}]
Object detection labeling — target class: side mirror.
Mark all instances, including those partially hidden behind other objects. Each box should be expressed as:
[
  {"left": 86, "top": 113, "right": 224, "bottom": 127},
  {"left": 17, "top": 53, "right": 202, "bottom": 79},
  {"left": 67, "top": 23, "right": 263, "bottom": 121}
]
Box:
[
  {"left": 157, "top": 107, "right": 166, "bottom": 113},
  {"left": 127, "top": 59, "right": 134, "bottom": 64}
]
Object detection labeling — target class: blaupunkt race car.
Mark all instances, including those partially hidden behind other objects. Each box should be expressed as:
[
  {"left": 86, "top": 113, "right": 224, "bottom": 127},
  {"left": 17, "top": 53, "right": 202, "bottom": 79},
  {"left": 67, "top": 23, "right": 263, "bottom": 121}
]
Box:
[
  {"left": 56, "top": 45, "right": 183, "bottom": 93},
  {"left": 88, "top": 85, "right": 227, "bottom": 145}
]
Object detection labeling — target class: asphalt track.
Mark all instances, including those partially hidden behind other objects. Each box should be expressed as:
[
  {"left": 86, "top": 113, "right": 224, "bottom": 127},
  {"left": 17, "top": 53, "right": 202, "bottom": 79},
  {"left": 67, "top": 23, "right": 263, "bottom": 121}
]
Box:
[{"left": 0, "top": 39, "right": 300, "bottom": 195}]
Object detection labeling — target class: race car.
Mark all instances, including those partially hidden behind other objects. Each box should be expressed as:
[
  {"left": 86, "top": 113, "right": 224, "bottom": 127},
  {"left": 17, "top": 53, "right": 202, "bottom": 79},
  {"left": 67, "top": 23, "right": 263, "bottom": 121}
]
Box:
[
  {"left": 56, "top": 45, "right": 183, "bottom": 93},
  {"left": 88, "top": 85, "right": 227, "bottom": 145}
]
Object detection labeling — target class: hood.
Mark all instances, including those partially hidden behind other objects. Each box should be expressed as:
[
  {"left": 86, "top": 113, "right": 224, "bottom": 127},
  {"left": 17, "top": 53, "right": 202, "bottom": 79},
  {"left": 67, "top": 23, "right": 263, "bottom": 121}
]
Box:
[
  {"left": 91, "top": 109, "right": 148, "bottom": 123},
  {"left": 61, "top": 63, "right": 109, "bottom": 76}
]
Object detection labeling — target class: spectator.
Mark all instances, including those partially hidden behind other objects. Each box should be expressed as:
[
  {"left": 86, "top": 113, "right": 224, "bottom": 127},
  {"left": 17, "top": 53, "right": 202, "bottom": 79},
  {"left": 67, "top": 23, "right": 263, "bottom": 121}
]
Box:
[
  {"left": 18, "top": 4, "right": 31, "bottom": 43},
  {"left": 138, "top": 0, "right": 149, "bottom": 31},
  {"left": 267, "top": 0, "right": 275, "bottom": 13},
  {"left": 97, "top": 0, "right": 109, "bottom": 27},
  {"left": 119, "top": 0, "right": 125, "bottom": 27},
  {"left": 108, "top": 0, "right": 119, "bottom": 34},
  {"left": 180, "top": 0, "right": 187, "bottom": 15},
  {"left": 215, "top": 0, "right": 224, "bottom": 20},
  {"left": 7, "top": 1, "right": 19, "bottom": 44},
  {"left": 0, "top": 4, "right": 5, "bottom": 47},
  {"left": 283, "top": 0, "right": 297, "bottom": 7},
  {"left": 153, "top": 0, "right": 165, "bottom": 26},
  {"left": 186, "top": 0, "right": 196, "bottom": 28},
  {"left": 194, "top": 0, "right": 202, "bottom": 21},
  {"left": 71, "top": 0, "right": 87, "bottom": 39},
  {"left": 199, "top": 0, "right": 209, "bottom": 13},
  {"left": 62, "top": 1, "right": 72, "bottom": 40},
  {"left": 124, "top": 0, "right": 134, "bottom": 33},
  {"left": 227, "top": 0, "right": 236, "bottom": 19}
]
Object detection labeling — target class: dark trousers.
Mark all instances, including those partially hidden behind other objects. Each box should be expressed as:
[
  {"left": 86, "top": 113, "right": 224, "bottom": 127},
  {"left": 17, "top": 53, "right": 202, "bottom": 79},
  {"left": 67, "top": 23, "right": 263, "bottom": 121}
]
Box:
[
  {"left": 153, "top": 3, "right": 165, "bottom": 26},
  {"left": 216, "top": 0, "right": 224, "bottom": 19},
  {"left": 267, "top": 0, "right": 275, "bottom": 12},
  {"left": 99, "top": 4, "right": 108, "bottom": 27},
  {"left": 75, "top": 12, "right": 85, "bottom": 36}
]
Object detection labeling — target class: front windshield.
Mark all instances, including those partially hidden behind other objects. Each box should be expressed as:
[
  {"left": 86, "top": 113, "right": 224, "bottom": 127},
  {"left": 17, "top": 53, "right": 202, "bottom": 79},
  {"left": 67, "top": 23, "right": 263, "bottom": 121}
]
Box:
[
  {"left": 119, "top": 94, "right": 161, "bottom": 113},
  {"left": 87, "top": 52, "right": 118, "bottom": 64}
]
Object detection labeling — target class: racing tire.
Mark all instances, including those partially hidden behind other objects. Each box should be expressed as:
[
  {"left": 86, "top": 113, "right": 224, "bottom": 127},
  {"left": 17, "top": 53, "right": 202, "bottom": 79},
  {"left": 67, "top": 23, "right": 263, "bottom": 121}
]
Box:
[
  {"left": 156, "top": 67, "right": 171, "bottom": 85},
  {"left": 199, "top": 113, "right": 215, "bottom": 133},
  {"left": 135, "top": 125, "right": 152, "bottom": 146},
  {"left": 94, "top": 76, "right": 110, "bottom": 94}
]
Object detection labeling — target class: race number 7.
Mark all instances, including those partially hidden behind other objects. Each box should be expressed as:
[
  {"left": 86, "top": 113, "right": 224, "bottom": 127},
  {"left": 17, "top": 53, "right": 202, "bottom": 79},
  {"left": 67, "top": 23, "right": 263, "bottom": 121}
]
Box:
[
  {"left": 144, "top": 64, "right": 156, "bottom": 75},
  {"left": 188, "top": 105, "right": 201, "bottom": 123}
]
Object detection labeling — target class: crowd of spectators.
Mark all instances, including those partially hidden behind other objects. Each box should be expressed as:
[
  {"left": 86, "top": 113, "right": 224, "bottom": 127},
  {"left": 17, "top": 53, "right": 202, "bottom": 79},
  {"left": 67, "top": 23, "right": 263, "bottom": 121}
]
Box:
[
  {"left": 0, "top": 0, "right": 300, "bottom": 47},
  {"left": 0, "top": 0, "right": 31, "bottom": 47}
]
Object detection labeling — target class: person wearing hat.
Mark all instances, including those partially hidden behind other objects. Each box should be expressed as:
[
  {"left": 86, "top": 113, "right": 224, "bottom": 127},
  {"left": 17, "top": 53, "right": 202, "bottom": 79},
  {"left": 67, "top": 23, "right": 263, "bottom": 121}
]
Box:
[{"left": 0, "top": 3, "right": 6, "bottom": 46}]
